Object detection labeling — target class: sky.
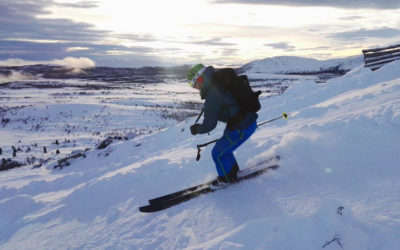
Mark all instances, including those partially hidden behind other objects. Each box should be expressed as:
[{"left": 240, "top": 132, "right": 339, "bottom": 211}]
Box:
[{"left": 0, "top": 0, "right": 400, "bottom": 68}]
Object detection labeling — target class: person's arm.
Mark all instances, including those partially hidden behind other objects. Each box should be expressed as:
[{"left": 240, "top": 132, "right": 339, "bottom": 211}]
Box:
[{"left": 198, "top": 87, "right": 223, "bottom": 134}]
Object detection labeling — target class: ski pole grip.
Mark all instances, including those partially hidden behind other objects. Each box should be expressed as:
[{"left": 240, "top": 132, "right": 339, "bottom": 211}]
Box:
[{"left": 196, "top": 139, "right": 218, "bottom": 161}]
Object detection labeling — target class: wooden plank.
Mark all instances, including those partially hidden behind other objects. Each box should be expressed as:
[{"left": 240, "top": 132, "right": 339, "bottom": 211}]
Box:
[
  {"left": 363, "top": 48, "right": 400, "bottom": 59},
  {"left": 363, "top": 43, "right": 400, "bottom": 70},
  {"left": 362, "top": 43, "right": 400, "bottom": 53},
  {"left": 365, "top": 58, "right": 400, "bottom": 68},
  {"left": 365, "top": 53, "right": 400, "bottom": 64}
]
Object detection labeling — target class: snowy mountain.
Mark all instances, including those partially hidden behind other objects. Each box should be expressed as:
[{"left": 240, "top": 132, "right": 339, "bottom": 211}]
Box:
[
  {"left": 238, "top": 55, "right": 364, "bottom": 74},
  {"left": 1, "top": 59, "right": 400, "bottom": 249}
]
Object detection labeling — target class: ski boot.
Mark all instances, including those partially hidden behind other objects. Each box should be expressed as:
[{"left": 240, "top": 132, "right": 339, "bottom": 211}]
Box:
[{"left": 210, "top": 164, "right": 239, "bottom": 190}]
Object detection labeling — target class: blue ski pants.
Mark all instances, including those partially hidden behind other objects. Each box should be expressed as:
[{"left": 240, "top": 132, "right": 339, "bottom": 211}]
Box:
[{"left": 212, "top": 121, "right": 257, "bottom": 178}]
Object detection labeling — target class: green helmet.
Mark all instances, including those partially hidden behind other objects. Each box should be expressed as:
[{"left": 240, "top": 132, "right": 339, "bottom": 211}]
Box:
[{"left": 187, "top": 63, "right": 206, "bottom": 88}]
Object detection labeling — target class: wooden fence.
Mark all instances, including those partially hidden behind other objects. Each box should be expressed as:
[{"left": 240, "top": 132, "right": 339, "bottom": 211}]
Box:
[{"left": 362, "top": 43, "right": 400, "bottom": 71}]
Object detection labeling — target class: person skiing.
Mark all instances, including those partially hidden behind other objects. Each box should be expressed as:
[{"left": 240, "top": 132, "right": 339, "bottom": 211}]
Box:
[{"left": 187, "top": 64, "right": 258, "bottom": 187}]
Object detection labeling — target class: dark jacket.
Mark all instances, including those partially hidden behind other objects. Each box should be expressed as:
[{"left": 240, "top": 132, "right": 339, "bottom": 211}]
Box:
[{"left": 197, "top": 66, "right": 258, "bottom": 134}]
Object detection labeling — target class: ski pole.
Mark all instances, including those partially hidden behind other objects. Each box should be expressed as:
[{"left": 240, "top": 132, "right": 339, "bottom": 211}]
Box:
[
  {"left": 195, "top": 108, "right": 204, "bottom": 124},
  {"left": 257, "top": 112, "right": 288, "bottom": 127},
  {"left": 196, "top": 112, "right": 289, "bottom": 161}
]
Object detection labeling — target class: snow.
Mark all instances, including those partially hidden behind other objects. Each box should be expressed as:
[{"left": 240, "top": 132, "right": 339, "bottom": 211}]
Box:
[
  {"left": 240, "top": 55, "right": 364, "bottom": 74},
  {"left": 1, "top": 59, "right": 400, "bottom": 249}
]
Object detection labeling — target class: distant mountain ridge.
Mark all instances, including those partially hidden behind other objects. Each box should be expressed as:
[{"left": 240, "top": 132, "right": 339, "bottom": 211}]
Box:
[
  {"left": 0, "top": 55, "right": 365, "bottom": 85},
  {"left": 237, "top": 55, "right": 364, "bottom": 74}
]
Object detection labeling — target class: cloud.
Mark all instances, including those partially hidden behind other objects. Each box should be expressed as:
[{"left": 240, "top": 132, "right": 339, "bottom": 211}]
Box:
[
  {"left": 265, "top": 42, "right": 296, "bottom": 51},
  {"left": 0, "top": 39, "right": 162, "bottom": 67},
  {"left": 339, "top": 16, "right": 365, "bottom": 21},
  {"left": 190, "top": 38, "right": 236, "bottom": 46},
  {"left": 220, "top": 48, "right": 239, "bottom": 56},
  {"left": 0, "top": 40, "right": 84, "bottom": 60},
  {"left": 52, "top": 57, "right": 95, "bottom": 70},
  {"left": 299, "top": 46, "right": 332, "bottom": 51},
  {"left": 162, "top": 48, "right": 183, "bottom": 52},
  {"left": 0, "top": 0, "right": 50, "bottom": 19},
  {"left": 0, "top": 57, "right": 95, "bottom": 69},
  {"left": 0, "top": 0, "right": 109, "bottom": 43},
  {"left": 327, "top": 27, "right": 400, "bottom": 41},
  {"left": 212, "top": 0, "right": 400, "bottom": 9},
  {"left": 66, "top": 47, "right": 91, "bottom": 52},
  {"left": 0, "top": 58, "right": 38, "bottom": 66},
  {"left": 55, "top": 1, "right": 99, "bottom": 9},
  {"left": 88, "top": 55, "right": 178, "bottom": 68},
  {"left": 116, "top": 34, "right": 158, "bottom": 43},
  {"left": 0, "top": 0, "right": 163, "bottom": 67}
]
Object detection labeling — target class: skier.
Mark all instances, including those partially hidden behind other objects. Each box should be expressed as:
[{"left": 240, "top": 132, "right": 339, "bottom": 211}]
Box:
[{"left": 187, "top": 64, "right": 258, "bottom": 188}]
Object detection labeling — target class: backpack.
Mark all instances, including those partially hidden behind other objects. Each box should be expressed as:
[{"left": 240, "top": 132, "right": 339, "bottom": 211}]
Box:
[
  {"left": 212, "top": 68, "right": 261, "bottom": 127},
  {"left": 213, "top": 68, "right": 261, "bottom": 112}
]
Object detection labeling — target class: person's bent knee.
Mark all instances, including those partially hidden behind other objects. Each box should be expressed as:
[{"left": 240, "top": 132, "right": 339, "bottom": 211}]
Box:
[{"left": 211, "top": 145, "right": 220, "bottom": 161}]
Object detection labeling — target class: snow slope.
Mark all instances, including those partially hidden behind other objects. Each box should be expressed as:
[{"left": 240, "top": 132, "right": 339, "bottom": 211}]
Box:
[
  {"left": 240, "top": 55, "right": 364, "bottom": 74},
  {"left": 1, "top": 60, "right": 400, "bottom": 249}
]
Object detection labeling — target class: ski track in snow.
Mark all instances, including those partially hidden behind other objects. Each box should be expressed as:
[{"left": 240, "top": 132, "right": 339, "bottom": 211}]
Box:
[{"left": 1, "top": 60, "right": 400, "bottom": 249}]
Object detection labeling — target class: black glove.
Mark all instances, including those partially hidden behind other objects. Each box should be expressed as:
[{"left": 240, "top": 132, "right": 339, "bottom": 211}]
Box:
[{"left": 190, "top": 124, "right": 200, "bottom": 135}]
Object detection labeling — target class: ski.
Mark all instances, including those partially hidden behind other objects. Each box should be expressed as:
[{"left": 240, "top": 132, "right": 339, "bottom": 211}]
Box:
[
  {"left": 148, "top": 180, "right": 214, "bottom": 205},
  {"left": 139, "top": 160, "right": 279, "bottom": 213},
  {"left": 148, "top": 155, "right": 280, "bottom": 205},
  {"left": 139, "top": 185, "right": 213, "bottom": 213}
]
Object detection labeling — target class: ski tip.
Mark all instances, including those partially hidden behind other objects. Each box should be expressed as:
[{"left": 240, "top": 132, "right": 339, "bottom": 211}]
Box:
[
  {"left": 139, "top": 205, "right": 151, "bottom": 213},
  {"left": 139, "top": 201, "right": 167, "bottom": 213},
  {"left": 269, "top": 164, "right": 279, "bottom": 170},
  {"left": 139, "top": 204, "right": 162, "bottom": 213}
]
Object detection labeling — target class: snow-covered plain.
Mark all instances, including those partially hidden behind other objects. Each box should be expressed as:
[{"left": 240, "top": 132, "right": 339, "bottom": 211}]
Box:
[
  {"left": 0, "top": 78, "right": 202, "bottom": 167},
  {"left": 0, "top": 69, "right": 305, "bottom": 169},
  {"left": 1, "top": 59, "right": 400, "bottom": 249}
]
